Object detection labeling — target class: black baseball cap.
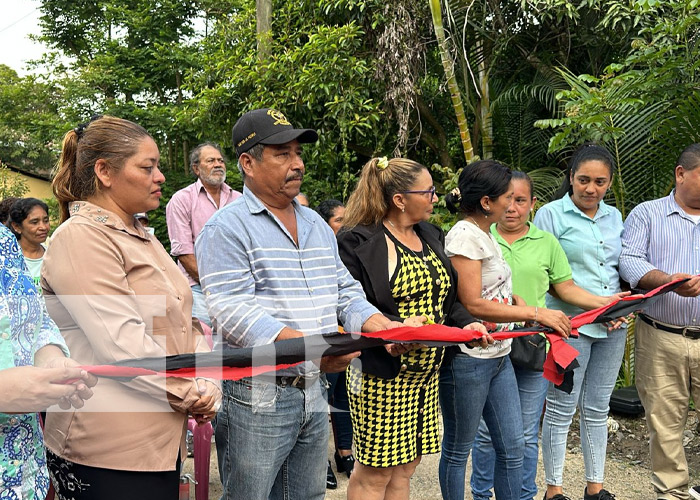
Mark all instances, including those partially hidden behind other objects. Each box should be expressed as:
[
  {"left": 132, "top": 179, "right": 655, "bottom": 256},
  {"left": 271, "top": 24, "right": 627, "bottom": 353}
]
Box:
[{"left": 232, "top": 108, "right": 318, "bottom": 156}]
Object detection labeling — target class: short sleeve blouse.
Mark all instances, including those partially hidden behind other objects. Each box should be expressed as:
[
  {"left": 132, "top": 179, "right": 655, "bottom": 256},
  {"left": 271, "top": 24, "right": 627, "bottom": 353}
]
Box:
[{"left": 445, "top": 220, "right": 513, "bottom": 358}]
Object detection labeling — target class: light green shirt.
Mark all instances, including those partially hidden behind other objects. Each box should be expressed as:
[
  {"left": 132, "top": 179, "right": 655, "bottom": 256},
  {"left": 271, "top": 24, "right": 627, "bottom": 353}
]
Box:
[{"left": 490, "top": 222, "right": 572, "bottom": 308}]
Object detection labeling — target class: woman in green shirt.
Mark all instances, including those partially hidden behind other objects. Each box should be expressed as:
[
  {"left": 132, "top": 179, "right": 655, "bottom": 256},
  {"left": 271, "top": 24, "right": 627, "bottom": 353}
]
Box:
[{"left": 470, "top": 171, "right": 627, "bottom": 500}]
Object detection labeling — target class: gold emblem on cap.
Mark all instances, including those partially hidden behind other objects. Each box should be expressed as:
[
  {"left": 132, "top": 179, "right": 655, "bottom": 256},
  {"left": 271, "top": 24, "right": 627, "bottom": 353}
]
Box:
[{"left": 267, "top": 109, "right": 291, "bottom": 126}]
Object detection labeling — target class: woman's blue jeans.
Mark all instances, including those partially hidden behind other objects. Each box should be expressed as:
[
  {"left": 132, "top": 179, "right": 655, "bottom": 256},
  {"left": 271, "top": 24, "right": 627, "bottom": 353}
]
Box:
[
  {"left": 439, "top": 353, "right": 525, "bottom": 500},
  {"left": 326, "top": 371, "right": 353, "bottom": 451},
  {"left": 470, "top": 364, "right": 549, "bottom": 500},
  {"left": 541, "top": 330, "right": 626, "bottom": 486}
]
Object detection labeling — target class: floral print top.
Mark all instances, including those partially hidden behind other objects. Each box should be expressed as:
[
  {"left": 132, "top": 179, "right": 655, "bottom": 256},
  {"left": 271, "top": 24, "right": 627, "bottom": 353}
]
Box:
[
  {"left": 0, "top": 225, "right": 67, "bottom": 499},
  {"left": 445, "top": 220, "right": 513, "bottom": 358}
]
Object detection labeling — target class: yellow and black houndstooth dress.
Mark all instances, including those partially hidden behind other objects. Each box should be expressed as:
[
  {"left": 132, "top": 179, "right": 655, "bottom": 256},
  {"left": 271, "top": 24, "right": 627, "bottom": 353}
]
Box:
[{"left": 347, "top": 233, "right": 451, "bottom": 467}]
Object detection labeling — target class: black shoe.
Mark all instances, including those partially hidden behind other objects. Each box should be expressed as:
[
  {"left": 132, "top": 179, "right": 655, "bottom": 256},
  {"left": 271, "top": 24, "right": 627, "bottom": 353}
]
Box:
[
  {"left": 326, "top": 461, "right": 337, "bottom": 489},
  {"left": 583, "top": 487, "right": 616, "bottom": 500},
  {"left": 543, "top": 493, "right": 572, "bottom": 500},
  {"left": 689, "top": 486, "right": 700, "bottom": 500},
  {"left": 334, "top": 450, "right": 355, "bottom": 478}
]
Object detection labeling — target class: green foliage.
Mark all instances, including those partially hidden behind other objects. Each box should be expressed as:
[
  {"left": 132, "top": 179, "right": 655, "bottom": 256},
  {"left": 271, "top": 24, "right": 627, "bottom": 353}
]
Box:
[
  {"left": 0, "top": 163, "right": 29, "bottom": 199},
  {"left": 0, "top": 66, "right": 64, "bottom": 175},
  {"left": 535, "top": 1, "right": 700, "bottom": 214},
  {"left": 37, "top": 0, "right": 203, "bottom": 173},
  {"left": 182, "top": 0, "right": 389, "bottom": 201}
]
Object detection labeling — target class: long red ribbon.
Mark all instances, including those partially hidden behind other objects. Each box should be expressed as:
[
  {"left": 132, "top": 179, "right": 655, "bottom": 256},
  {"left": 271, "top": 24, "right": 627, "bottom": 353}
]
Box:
[{"left": 76, "top": 277, "right": 690, "bottom": 387}]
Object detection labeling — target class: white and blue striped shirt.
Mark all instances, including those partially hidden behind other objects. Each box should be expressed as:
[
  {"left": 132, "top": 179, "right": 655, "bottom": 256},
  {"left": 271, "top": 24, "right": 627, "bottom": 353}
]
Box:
[
  {"left": 620, "top": 191, "right": 700, "bottom": 326},
  {"left": 195, "top": 186, "right": 379, "bottom": 375}
]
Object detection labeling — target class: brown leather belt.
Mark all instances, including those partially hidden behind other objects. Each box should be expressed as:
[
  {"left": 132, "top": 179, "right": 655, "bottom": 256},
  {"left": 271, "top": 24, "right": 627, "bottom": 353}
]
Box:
[{"left": 638, "top": 313, "right": 700, "bottom": 340}]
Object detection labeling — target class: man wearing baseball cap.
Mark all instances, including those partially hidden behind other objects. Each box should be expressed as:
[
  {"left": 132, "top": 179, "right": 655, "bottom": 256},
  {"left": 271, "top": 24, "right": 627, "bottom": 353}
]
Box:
[{"left": 196, "top": 108, "right": 401, "bottom": 500}]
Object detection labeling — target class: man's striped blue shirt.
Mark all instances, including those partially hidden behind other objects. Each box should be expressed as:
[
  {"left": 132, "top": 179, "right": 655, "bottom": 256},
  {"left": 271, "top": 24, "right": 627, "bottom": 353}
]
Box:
[
  {"left": 196, "top": 187, "right": 379, "bottom": 376},
  {"left": 620, "top": 191, "right": 700, "bottom": 326}
]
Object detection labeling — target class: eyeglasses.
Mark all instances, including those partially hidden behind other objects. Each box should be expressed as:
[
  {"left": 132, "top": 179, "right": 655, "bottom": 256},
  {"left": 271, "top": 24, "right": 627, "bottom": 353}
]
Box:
[{"left": 401, "top": 186, "right": 437, "bottom": 197}]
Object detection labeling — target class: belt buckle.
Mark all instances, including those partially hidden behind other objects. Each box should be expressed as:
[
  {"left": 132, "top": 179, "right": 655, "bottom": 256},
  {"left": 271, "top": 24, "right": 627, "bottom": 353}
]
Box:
[{"left": 682, "top": 327, "right": 700, "bottom": 339}]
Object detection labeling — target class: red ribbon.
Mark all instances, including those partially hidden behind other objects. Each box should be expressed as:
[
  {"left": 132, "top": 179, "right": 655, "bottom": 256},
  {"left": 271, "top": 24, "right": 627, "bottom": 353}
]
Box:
[{"left": 76, "top": 277, "right": 691, "bottom": 387}]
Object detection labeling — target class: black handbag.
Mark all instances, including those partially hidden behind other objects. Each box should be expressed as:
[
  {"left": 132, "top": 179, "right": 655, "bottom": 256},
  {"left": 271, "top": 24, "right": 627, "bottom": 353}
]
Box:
[{"left": 509, "top": 333, "right": 546, "bottom": 372}]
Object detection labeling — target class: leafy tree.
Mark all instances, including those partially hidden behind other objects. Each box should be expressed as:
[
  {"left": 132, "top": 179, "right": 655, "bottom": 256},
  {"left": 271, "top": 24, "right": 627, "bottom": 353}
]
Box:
[
  {"left": 536, "top": 0, "right": 700, "bottom": 214},
  {"left": 0, "top": 65, "right": 64, "bottom": 175},
  {"left": 0, "top": 162, "right": 30, "bottom": 199},
  {"left": 37, "top": 0, "right": 203, "bottom": 172},
  {"left": 181, "top": 0, "right": 391, "bottom": 202}
]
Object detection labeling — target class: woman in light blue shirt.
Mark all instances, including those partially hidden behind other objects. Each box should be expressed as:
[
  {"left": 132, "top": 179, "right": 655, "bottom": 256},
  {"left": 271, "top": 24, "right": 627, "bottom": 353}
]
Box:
[{"left": 534, "top": 144, "right": 625, "bottom": 500}]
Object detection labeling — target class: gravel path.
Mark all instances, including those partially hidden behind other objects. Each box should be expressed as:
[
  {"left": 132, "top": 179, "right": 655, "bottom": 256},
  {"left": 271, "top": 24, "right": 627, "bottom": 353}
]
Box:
[{"left": 184, "top": 421, "right": 673, "bottom": 500}]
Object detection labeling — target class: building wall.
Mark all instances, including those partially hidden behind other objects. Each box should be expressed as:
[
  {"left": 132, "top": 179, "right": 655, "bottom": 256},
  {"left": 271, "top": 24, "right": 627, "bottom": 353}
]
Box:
[{"left": 10, "top": 171, "right": 53, "bottom": 200}]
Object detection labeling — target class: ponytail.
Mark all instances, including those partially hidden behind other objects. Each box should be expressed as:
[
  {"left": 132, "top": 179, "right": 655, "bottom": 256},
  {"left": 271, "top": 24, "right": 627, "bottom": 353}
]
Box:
[
  {"left": 53, "top": 130, "right": 81, "bottom": 223},
  {"left": 52, "top": 116, "right": 151, "bottom": 224},
  {"left": 343, "top": 157, "right": 426, "bottom": 229}
]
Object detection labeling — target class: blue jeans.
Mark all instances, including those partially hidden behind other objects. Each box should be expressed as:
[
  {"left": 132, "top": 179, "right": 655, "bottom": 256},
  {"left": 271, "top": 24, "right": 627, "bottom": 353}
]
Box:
[
  {"left": 439, "top": 353, "right": 525, "bottom": 500},
  {"left": 541, "top": 330, "right": 626, "bottom": 486},
  {"left": 191, "top": 284, "right": 211, "bottom": 327},
  {"left": 215, "top": 378, "right": 328, "bottom": 500},
  {"left": 326, "top": 371, "right": 353, "bottom": 451},
  {"left": 471, "top": 365, "right": 549, "bottom": 500}
]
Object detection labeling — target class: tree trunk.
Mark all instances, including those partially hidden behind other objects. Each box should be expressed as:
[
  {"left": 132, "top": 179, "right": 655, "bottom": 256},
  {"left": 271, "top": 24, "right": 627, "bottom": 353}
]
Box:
[
  {"left": 428, "top": 0, "right": 474, "bottom": 164},
  {"left": 416, "top": 95, "right": 454, "bottom": 171},
  {"left": 256, "top": 0, "right": 272, "bottom": 61},
  {"left": 477, "top": 40, "right": 493, "bottom": 159}
]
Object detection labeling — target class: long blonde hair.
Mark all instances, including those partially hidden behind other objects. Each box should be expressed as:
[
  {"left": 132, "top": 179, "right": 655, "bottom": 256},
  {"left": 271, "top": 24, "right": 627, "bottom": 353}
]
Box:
[
  {"left": 343, "top": 157, "right": 427, "bottom": 228},
  {"left": 53, "top": 116, "right": 151, "bottom": 223}
]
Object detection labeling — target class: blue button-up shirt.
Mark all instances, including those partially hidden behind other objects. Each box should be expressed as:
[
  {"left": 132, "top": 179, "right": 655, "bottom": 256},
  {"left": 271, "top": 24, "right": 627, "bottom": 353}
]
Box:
[
  {"left": 534, "top": 194, "right": 624, "bottom": 338},
  {"left": 619, "top": 191, "right": 700, "bottom": 326},
  {"left": 196, "top": 187, "right": 379, "bottom": 376}
]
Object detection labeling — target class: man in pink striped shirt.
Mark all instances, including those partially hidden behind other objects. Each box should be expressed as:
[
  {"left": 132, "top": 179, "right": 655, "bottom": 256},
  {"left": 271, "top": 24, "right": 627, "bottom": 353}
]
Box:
[{"left": 166, "top": 142, "right": 241, "bottom": 326}]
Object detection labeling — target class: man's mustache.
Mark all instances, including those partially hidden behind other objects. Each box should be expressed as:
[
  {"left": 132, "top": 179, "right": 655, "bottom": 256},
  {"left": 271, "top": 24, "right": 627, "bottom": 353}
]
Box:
[{"left": 286, "top": 172, "right": 304, "bottom": 182}]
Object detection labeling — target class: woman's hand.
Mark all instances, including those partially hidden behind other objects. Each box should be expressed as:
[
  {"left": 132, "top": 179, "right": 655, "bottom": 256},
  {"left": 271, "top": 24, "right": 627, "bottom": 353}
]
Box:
[
  {"left": 512, "top": 294, "right": 527, "bottom": 307},
  {"left": 403, "top": 315, "right": 428, "bottom": 327},
  {"left": 464, "top": 322, "right": 493, "bottom": 348},
  {"left": 535, "top": 307, "right": 571, "bottom": 338},
  {"left": 41, "top": 356, "right": 97, "bottom": 409},
  {"left": 605, "top": 314, "right": 635, "bottom": 332},
  {"left": 384, "top": 343, "right": 425, "bottom": 357},
  {"left": 0, "top": 365, "right": 95, "bottom": 413},
  {"left": 190, "top": 379, "right": 222, "bottom": 425},
  {"left": 595, "top": 290, "right": 632, "bottom": 308}
]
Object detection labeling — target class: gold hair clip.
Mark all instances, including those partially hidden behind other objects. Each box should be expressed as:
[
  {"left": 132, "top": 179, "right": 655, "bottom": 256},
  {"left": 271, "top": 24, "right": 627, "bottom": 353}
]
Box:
[
  {"left": 451, "top": 187, "right": 461, "bottom": 200},
  {"left": 376, "top": 157, "right": 389, "bottom": 170}
]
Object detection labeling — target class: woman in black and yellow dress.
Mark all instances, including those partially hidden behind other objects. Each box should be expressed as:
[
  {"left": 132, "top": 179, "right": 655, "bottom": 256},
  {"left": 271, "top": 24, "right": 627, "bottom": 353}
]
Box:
[{"left": 337, "top": 157, "right": 489, "bottom": 500}]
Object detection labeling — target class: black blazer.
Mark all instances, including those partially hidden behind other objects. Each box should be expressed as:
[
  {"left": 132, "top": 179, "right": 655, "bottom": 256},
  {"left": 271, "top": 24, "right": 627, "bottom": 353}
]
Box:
[{"left": 337, "top": 221, "right": 477, "bottom": 378}]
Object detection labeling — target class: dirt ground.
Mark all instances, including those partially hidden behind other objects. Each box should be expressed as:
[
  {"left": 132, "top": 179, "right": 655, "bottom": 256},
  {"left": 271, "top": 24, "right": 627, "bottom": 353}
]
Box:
[{"left": 184, "top": 409, "right": 700, "bottom": 500}]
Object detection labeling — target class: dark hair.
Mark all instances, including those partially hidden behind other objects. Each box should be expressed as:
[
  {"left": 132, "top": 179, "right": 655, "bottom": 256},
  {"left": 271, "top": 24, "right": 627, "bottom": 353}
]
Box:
[
  {"left": 9, "top": 198, "right": 49, "bottom": 240},
  {"left": 236, "top": 143, "right": 265, "bottom": 180},
  {"left": 554, "top": 143, "right": 616, "bottom": 200},
  {"left": 316, "top": 199, "right": 344, "bottom": 222},
  {"left": 677, "top": 143, "right": 700, "bottom": 171},
  {"left": 511, "top": 171, "right": 534, "bottom": 199},
  {"left": 53, "top": 115, "right": 152, "bottom": 223},
  {"left": 445, "top": 160, "right": 513, "bottom": 215},
  {"left": 0, "top": 197, "right": 19, "bottom": 226},
  {"left": 190, "top": 142, "right": 224, "bottom": 171}
]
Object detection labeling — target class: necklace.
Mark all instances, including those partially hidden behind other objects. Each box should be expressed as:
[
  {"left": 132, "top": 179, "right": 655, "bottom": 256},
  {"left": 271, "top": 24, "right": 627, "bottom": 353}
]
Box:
[
  {"left": 467, "top": 216, "right": 480, "bottom": 227},
  {"left": 384, "top": 219, "right": 429, "bottom": 266}
]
